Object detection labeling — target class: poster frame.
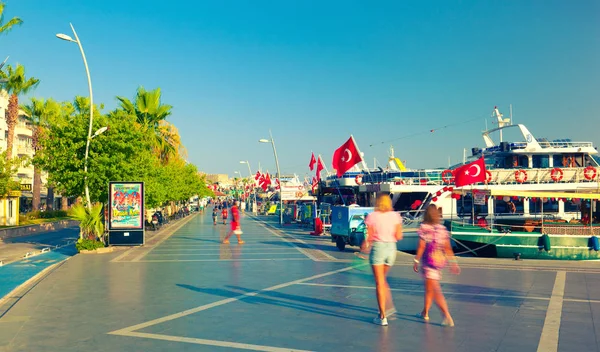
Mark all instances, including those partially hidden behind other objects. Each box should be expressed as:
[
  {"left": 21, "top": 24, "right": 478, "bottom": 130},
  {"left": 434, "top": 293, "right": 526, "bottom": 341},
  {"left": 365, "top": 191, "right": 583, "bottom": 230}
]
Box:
[{"left": 108, "top": 181, "right": 145, "bottom": 246}]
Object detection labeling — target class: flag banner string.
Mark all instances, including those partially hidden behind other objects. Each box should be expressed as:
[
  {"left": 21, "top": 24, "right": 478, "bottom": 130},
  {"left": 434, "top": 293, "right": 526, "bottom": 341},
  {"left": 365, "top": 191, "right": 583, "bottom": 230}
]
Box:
[{"left": 367, "top": 117, "right": 481, "bottom": 147}]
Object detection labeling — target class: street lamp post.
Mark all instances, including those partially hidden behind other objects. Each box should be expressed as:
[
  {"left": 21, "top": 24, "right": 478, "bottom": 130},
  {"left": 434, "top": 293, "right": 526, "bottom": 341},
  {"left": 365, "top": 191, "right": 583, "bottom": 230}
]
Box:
[
  {"left": 57, "top": 23, "right": 95, "bottom": 210},
  {"left": 240, "top": 160, "right": 256, "bottom": 213},
  {"left": 259, "top": 130, "right": 283, "bottom": 226}
]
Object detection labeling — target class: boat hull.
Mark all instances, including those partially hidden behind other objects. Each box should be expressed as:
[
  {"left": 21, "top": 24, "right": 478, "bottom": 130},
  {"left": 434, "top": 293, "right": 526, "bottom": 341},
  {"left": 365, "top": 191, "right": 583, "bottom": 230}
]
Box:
[{"left": 450, "top": 224, "right": 600, "bottom": 260}]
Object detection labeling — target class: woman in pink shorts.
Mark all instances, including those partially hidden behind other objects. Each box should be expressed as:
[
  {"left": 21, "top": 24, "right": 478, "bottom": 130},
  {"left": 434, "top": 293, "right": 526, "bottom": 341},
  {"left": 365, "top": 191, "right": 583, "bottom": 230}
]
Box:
[{"left": 413, "top": 204, "right": 460, "bottom": 327}]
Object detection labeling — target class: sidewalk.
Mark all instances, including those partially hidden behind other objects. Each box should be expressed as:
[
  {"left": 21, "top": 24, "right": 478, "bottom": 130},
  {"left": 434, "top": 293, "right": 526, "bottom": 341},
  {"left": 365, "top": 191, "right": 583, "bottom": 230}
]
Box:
[{"left": 0, "top": 211, "right": 597, "bottom": 352}]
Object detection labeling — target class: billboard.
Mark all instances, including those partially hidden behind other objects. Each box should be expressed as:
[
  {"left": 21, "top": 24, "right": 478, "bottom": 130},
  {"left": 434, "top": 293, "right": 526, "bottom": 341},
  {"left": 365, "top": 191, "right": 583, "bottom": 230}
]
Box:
[{"left": 108, "top": 182, "right": 144, "bottom": 230}]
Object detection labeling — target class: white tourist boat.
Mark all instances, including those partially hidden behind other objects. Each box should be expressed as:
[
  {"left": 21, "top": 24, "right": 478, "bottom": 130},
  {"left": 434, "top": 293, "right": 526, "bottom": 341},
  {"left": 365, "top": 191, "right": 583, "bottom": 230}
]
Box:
[{"left": 351, "top": 106, "right": 600, "bottom": 253}]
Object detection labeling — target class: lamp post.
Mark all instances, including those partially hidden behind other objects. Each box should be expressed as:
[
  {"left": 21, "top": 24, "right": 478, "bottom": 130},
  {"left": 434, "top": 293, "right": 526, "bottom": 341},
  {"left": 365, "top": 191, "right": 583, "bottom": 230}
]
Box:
[
  {"left": 259, "top": 130, "right": 283, "bottom": 226},
  {"left": 240, "top": 160, "right": 256, "bottom": 213},
  {"left": 57, "top": 23, "right": 95, "bottom": 210}
]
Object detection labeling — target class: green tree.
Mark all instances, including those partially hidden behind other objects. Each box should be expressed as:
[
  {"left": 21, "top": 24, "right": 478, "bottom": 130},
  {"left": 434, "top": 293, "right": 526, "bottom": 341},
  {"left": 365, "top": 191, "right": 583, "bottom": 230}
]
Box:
[
  {"left": 0, "top": 150, "right": 21, "bottom": 195},
  {"left": 38, "top": 97, "right": 155, "bottom": 204},
  {"left": 21, "top": 97, "right": 60, "bottom": 210},
  {"left": 0, "top": 64, "right": 40, "bottom": 159},
  {"left": 0, "top": 1, "right": 22, "bottom": 36},
  {"left": 116, "top": 87, "right": 182, "bottom": 163}
]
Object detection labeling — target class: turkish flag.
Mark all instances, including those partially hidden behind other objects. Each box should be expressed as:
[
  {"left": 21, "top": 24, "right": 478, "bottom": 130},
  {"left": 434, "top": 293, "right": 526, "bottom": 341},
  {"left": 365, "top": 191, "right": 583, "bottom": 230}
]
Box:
[
  {"left": 332, "top": 137, "right": 362, "bottom": 177},
  {"left": 254, "top": 171, "right": 261, "bottom": 180},
  {"left": 309, "top": 153, "right": 316, "bottom": 171},
  {"left": 315, "top": 156, "right": 324, "bottom": 181},
  {"left": 454, "top": 157, "right": 487, "bottom": 187}
]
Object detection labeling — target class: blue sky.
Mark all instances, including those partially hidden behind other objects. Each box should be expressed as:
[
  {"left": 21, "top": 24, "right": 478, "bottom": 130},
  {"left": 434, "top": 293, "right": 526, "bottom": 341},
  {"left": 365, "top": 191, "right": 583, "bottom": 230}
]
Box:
[{"left": 2, "top": 0, "right": 599, "bottom": 178}]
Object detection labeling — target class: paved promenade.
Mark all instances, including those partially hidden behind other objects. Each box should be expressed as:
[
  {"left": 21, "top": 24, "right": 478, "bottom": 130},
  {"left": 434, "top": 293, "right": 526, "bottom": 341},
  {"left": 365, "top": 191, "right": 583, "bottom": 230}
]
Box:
[{"left": 0, "top": 210, "right": 598, "bottom": 351}]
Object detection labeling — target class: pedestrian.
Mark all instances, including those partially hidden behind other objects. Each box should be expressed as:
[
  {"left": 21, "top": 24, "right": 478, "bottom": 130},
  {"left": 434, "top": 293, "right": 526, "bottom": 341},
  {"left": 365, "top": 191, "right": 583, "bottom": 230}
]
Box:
[
  {"left": 221, "top": 206, "right": 228, "bottom": 225},
  {"left": 212, "top": 207, "right": 218, "bottom": 225},
  {"left": 413, "top": 204, "right": 460, "bottom": 327},
  {"left": 222, "top": 200, "right": 244, "bottom": 244},
  {"left": 363, "top": 192, "right": 403, "bottom": 326}
]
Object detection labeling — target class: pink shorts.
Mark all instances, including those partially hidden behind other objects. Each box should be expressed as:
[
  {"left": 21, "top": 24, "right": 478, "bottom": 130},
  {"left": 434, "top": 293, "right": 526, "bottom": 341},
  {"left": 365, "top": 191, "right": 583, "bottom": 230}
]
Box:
[
  {"left": 421, "top": 266, "right": 442, "bottom": 281},
  {"left": 230, "top": 221, "right": 239, "bottom": 231}
]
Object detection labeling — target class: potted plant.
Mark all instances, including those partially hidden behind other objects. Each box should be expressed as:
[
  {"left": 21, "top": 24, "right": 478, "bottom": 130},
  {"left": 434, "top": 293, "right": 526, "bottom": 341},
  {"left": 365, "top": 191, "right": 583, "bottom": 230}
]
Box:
[{"left": 70, "top": 203, "right": 110, "bottom": 253}]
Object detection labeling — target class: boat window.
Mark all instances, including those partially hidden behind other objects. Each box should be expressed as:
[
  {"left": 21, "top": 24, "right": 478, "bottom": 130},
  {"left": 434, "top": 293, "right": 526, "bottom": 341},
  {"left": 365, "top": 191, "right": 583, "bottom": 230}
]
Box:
[
  {"left": 532, "top": 155, "right": 550, "bottom": 168},
  {"left": 393, "top": 192, "right": 428, "bottom": 212},
  {"left": 584, "top": 155, "right": 599, "bottom": 167},
  {"left": 530, "top": 198, "right": 559, "bottom": 214},
  {"left": 494, "top": 197, "right": 523, "bottom": 215},
  {"left": 564, "top": 199, "right": 581, "bottom": 213},
  {"left": 504, "top": 155, "right": 528, "bottom": 168},
  {"left": 456, "top": 194, "right": 488, "bottom": 218},
  {"left": 553, "top": 154, "right": 583, "bottom": 168}
]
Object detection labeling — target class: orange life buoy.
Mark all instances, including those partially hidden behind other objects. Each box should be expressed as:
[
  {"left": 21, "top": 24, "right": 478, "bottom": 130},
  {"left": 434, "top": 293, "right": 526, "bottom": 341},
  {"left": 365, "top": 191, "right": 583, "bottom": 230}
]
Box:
[
  {"left": 485, "top": 170, "right": 492, "bottom": 183},
  {"left": 551, "top": 167, "right": 563, "bottom": 182},
  {"left": 584, "top": 166, "right": 597, "bottom": 180},
  {"left": 355, "top": 174, "right": 363, "bottom": 185},
  {"left": 442, "top": 169, "right": 454, "bottom": 184},
  {"left": 515, "top": 169, "right": 528, "bottom": 183}
]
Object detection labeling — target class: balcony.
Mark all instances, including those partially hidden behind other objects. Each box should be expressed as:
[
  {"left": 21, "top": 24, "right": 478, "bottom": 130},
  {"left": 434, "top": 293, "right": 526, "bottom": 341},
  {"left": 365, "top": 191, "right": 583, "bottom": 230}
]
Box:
[{"left": 16, "top": 145, "right": 33, "bottom": 156}]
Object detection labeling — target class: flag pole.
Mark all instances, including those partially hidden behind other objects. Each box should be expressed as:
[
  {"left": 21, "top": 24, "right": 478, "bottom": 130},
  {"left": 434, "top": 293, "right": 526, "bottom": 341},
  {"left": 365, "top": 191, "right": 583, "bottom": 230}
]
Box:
[
  {"left": 318, "top": 155, "right": 331, "bottom": 175},
  {"left": 350, "top": 135, "right": 370, "bottom": 174}
]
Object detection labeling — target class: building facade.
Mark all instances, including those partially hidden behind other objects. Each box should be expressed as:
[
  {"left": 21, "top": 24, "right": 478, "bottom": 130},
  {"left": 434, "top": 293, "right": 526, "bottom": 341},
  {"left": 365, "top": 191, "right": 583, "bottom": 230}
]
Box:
[{"left": 0, "top": 90, "right": 49, "bottom": 211}]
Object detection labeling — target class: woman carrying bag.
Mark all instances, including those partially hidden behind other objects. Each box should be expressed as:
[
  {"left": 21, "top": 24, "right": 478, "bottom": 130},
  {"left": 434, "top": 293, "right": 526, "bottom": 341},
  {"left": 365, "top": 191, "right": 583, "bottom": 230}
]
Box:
[{"left": 413, "top": 204, "right": 460, "bottom": 327}]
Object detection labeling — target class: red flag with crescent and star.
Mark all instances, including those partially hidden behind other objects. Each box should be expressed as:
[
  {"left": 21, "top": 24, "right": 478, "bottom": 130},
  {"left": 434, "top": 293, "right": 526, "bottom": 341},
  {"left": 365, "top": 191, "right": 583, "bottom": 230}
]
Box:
[
  {"left": 453, "top": 157, "right": 486, "bottom": 187},
  {"left": 315, "top": 156, "right": 325, "bottom": 181},
  {"left": 332, "top": 136, "right": 362, "bottom": 177},
  {"left": 309, "top": 153, "right": 317, "bottom": 171}
]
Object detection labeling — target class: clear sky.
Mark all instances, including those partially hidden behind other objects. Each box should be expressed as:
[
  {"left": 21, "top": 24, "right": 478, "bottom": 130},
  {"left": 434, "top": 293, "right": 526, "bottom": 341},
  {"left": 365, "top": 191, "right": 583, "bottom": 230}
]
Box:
[{"left": 2, "top": 0, "right": 599, "bottom": 178}]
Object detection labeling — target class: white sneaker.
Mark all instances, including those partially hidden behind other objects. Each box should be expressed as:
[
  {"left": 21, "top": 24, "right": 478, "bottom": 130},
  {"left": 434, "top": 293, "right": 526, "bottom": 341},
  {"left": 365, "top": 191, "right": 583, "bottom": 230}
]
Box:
[{"left": 373, "top": 316, "right": 388, "bottom": 326}]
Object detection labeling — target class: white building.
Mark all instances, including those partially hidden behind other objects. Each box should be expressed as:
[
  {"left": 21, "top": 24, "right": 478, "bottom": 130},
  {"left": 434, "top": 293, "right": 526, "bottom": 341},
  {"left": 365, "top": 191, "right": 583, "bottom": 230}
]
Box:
[{"left": 0, "top": 90, "right": 49, "bottom": 211}]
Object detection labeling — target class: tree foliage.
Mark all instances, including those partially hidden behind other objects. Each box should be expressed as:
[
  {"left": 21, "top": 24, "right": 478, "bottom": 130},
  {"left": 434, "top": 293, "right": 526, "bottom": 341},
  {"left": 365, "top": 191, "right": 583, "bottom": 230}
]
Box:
[
  {"left": 37, "top": 92, "right": 211, "bottom": 208},
  {"left": 0, "top": 1, "right": 22, "bottom": 36}
]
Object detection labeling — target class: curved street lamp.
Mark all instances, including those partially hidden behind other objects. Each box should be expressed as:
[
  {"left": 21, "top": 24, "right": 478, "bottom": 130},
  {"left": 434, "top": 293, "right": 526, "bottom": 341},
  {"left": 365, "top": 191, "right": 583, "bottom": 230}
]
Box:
[
  {"left": 259, "top": 131, "right": 283, "bottom": 226},
  {"left": 56, "top": 23, "right": 95, "bottom": 209}
]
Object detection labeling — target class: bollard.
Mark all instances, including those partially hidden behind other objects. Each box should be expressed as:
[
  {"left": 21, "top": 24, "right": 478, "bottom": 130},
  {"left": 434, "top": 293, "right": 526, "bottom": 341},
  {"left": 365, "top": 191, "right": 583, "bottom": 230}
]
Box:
[{"left": 590, "top": 236, "right": 599, "bottom": 251}]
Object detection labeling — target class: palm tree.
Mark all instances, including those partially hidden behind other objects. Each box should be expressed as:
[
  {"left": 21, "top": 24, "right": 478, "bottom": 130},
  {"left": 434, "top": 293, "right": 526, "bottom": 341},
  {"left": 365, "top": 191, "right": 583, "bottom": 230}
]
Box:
[
  {"left": 0, "top": 64, "right": 40, "bottom": 159},
  {"left": 0, "top": 2, "right": 22, "bottom": 36},
  {"left": 21, "top": 98, "right": 59, "bottom": 210},
  {"left": 116, "top": 87, "right": 180, "bottom": 163}
]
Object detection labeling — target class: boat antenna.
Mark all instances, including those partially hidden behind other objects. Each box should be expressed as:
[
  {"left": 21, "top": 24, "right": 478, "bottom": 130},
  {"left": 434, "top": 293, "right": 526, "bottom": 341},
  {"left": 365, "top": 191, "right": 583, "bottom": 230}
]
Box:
[{"left": 509, "top": 104, "right": 513, "bottom": 125}]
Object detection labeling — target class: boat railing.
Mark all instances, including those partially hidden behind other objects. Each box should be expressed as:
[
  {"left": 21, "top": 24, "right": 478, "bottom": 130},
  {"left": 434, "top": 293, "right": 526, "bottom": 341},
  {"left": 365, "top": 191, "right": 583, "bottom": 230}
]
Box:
[
  {"left": 486, "top": 167, "right": 596, "bottom": 184},
  {"left": 449, "top": 218, "right": 599, "bottom": 236},
  {"left": 545, "top": 141, "right": 594, "bottom": 149}
]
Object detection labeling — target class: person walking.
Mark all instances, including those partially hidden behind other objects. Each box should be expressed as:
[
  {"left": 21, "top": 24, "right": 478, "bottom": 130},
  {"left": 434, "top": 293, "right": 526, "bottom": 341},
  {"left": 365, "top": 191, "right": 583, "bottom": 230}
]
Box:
[
  {"left": 413, "top": 204, "right": 460, "bottom": 327},
  {"left": 363, "top": 192, "right": 403, "bottom": 326},
  {"left": 212, "top": 206, "right": 218, "bottom": 225},
  {"left": 222, "top": 200, "right": 244, "bottom": 244},
  {"left": 221, "top": 205, "right": 228, "bottom": 225}
]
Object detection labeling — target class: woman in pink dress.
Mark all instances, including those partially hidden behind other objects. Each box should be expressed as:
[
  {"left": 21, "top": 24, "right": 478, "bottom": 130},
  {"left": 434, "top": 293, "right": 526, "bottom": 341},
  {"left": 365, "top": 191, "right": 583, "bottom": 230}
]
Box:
[
  {"left": 413, "top": 204, "right": 460, "bottom": 327},
  {"left": 364, "top": 193, "right": 403, "bottom": 326}
]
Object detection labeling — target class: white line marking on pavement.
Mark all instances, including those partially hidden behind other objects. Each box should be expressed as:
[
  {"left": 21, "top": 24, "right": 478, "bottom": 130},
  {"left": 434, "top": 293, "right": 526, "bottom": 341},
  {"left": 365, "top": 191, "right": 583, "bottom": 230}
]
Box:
[
  {"left": 254, "top": 219, "right": 336, "bottom": 261},
  {"left": 297, "top": 283, "right": 553, "bottom": 301},
  {"left": 116, "top": 331, "right": 315, "bottom": 352},
  {"left": 537, "top": 271, "right": 566, "bottom": 352},
  {"left": 153, "top": 246, "right": 297, "bottom": 251},
  {"left": 145, "top": 252, "right": 303, "bottom": 256},
  {"left": 130, "top": 215, "right": 197, "bottom": 262},
  {"left": 136, "top": 258, "right": 311, "bottom": 262},
  {"left": 108, "top": 264, "right": 363, "bottom": 336},
  {"left": 299, "top": 282, "right": 600, "bottom": 304}
]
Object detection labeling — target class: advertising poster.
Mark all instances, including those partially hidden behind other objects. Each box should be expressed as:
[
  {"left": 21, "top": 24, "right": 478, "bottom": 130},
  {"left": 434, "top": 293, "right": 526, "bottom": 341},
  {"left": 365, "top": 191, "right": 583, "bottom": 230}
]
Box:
[{"left": 109, "top": 182, "right": 144, "bottom": 230}]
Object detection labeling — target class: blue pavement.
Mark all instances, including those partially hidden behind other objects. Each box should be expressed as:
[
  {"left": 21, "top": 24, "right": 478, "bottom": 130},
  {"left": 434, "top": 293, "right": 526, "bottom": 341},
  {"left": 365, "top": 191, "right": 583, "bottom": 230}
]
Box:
[{"left": 0, "top": 246, "right": 77, "bottom": 301}]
